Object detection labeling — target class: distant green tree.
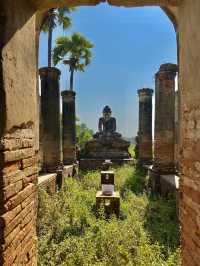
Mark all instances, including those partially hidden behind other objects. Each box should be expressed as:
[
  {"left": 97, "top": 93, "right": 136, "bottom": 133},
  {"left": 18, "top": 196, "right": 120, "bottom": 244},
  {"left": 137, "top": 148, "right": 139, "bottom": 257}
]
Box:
[
  {"left": 41, "top": 7, "right": 75, "bottom": 67},
  {"left": 53, "top": 33, "right": 93, "bottom": 90},
  {"left": 76, "top": 118, "right": 93, "bottom": 148}
]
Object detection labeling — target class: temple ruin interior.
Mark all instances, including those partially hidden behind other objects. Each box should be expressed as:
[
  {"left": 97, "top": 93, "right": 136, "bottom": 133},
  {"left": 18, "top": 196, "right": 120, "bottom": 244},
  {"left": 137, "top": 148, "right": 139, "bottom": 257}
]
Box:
[{"left": 0, "top": 0, "right": 200, "bottom": 265}]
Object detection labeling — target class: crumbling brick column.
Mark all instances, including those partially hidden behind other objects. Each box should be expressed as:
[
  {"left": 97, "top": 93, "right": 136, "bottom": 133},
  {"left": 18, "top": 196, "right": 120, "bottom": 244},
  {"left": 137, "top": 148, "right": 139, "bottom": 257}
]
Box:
[
  {"left": 153, "top": 63, "right": 177, "bottom": 174},
  {"left": 61, "top": 90, "right": 76, "bottom": 164},
  {"left": 137, "top": 88, "right": 153, "bottom": 165},
  {"left": 39, "top": 67, "right": 62, "bottom": 172}
]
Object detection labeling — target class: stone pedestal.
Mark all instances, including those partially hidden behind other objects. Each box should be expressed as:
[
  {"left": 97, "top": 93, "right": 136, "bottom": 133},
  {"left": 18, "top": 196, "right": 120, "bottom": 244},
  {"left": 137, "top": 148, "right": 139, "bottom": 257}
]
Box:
[
  {"left": 39, "top": 67, "right": 62, "bottom": 172},
  {"left": 83, "top": 135, "right": 130, "bottom": 159},
  {"left": 61, "top": 90, "right": 76, "bottom": 164},
  {"left": 80, "top": 134, "right": 131, "bottom": 170},
  {"left": 153, "top": 63, "right": 177, "bottom": 174},
  {"left": 137, "top": 88, "right": 153, "bottom": 165},
  {"left": 96, "top": 191, "right": 120, "bottom": 218}
]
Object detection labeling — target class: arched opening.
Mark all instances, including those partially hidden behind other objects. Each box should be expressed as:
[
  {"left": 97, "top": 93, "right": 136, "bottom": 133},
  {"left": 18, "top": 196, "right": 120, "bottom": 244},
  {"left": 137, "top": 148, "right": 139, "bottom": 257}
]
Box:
[
  {"left": 37, "top": 3, "right": 178, "bottom": 169},
  {"left": 0, "top": 1, "right": 200, "bottom": 266},
  {"left": 36, "top": 2, "right": 179, "bottom": 265}
]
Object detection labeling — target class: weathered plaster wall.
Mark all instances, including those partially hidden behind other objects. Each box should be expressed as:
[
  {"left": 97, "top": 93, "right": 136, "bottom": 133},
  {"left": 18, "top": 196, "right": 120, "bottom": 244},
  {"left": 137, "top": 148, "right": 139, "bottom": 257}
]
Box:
[
  {"left": 31, "top": 0, "right": 180, "bottom": 9},
  {"left": 174, "top": 90, "right": 179, "bottom": 170},
  {"left": 34, "top": 0, "right": 178, "bottom": 34},
  {"left": 178, "top": 1, "right": 200, "bottom": 265},
  {"left": 108, "top": 0, "right": 179, "bottom": 7},
  {"left": 0, "top": 1, "right": 37, "bottom": 136},
  {"left": 0, "top": 1, "right": 38, "bottom": 265}
]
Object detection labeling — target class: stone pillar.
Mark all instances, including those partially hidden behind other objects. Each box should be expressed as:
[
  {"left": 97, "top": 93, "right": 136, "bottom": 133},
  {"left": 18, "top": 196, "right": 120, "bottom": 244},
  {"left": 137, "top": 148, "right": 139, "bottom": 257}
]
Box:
[
  {"left": 61, "top": 90, "right": 76, "bottom": 165},
  {"left": 153, "top": 63, "right": 177, "bottom": 174},
  {"left": 39, "top": 67, "right": 62, "bottom": 172},
  {"left": 137, "top": 88, "right": 153, "bottom": 165}
]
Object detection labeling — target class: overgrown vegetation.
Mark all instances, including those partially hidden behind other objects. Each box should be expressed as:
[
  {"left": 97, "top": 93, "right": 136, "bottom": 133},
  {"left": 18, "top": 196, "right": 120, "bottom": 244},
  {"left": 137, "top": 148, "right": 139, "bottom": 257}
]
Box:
[
  {"left": 38, "top": 165, "right": 180, "bottom": 266},
  {"left": 76, "top": 118, "right": 94, "bottom": 149},
  {"left": 128, "top": 143, "right": 135, "bottom": 158}
]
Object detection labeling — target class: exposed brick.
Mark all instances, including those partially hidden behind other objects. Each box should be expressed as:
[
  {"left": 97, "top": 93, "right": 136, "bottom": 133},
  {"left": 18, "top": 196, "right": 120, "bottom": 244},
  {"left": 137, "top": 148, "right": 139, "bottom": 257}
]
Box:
[
  {"left": 3, "top": 243, "right": 22, "bottom": 266},
  {"left": 1, "top": 162, "right": 20, "bottom": 176},
  {"left": 182, "top": 232, "right": 200, "bottom": 266},
  {"left": 0, "top": 205, "right": 21, "bottom": 227},
  {"left": 19, "top": 221, "right": 35, "bottom": 243},
  {"left": 5, "top": 184, "right": 36, "bottom": 211},
  {"left": 21, "top": 192, "right": 37, "bottom": 209},
  {"left": 20, "top": 201, "right": 35, "bottom": 222},
  {"left": 2, "top": 225, "right": 21, "bottom": 248},
  {"left": 3, "top": 212, "right": 22, "bottom": 237},
  {"left": 182, "top": 185, "right": 200, "bottom": 205},
  {"left": 137, "top": 88, "right": 153, "bottom": 164},
  {"left": 21, "top": 156, "right": 37, "bottom": 169},
  {"left": 182, "top": 248, "right": 198, "bottom": 266},
  {"left": 22, "top": 174, "right": 38, "bottom": 188},
  {"left": 23, "top": 166, "right": 38, "bottom": 177},
  {"left": 0, "top": 138, "right": 34, "bottom": 151},
  {"left": 20, "top": 210, "right": 34, "bottom": 229},
  {"left": 3, "top": 180, "right": 23, "bottom": 200},
  {"left": 4, "top": 129, "right": 34, "bottom": 140},
  {"left": 153, "top": 64, "right": 177, "bottom": 174},
  {"left": 2, "top": 148, "right": 35, "bottom": 163},
  {"left": 2, "top": 170, "right": 25, "bottom": 188},
  {"left": 38, "top": 173, "right": 57, "bottom": 194}
]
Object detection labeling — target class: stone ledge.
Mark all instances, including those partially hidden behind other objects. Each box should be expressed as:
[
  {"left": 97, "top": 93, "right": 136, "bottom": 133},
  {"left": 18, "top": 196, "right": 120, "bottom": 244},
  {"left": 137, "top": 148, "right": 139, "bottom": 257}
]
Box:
[
  {"left": 148, "top": 166, "right": 180, "bottom": 197},
  {"left": 63, "top": 164, "right": 78, "bottom": 178},
  {"left": 38, "top": 173, "right": 57, "bottom": 185},
  {"left": 160, "top": 174, "right": 179, "bottom": 197},
  {"left": 38, "top": 173, "right": 57, "bottom": 194}
]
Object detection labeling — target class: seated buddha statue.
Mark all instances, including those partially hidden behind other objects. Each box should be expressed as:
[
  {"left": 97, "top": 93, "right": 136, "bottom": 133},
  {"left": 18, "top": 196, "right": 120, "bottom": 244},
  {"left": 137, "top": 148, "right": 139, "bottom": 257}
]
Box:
[{"left": 94, "top": 106, "right": 121, "bottom": 138}]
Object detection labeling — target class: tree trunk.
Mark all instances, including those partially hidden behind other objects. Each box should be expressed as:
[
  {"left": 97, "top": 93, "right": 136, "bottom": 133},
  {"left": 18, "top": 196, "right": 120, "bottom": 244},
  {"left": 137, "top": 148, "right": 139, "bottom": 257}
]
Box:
[
  {"left": 70, "top": 68, "right": 74, "bottom": 91},
  {"left": 48, "top": 19, "right": 53, "bottom": 67}
]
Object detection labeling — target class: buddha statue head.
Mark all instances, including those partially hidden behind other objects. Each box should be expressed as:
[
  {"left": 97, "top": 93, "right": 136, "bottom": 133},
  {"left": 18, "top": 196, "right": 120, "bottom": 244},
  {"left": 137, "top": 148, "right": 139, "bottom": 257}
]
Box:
[{"left": 103, "top": 106, "right": 112, "bottom": 121}]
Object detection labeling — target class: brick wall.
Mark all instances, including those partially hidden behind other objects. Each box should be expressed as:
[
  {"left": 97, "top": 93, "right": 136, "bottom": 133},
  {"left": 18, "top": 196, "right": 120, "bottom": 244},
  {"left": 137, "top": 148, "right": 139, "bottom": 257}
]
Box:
[
  {"left": 179, "top": 108, "right": 200, "bottom": 266},
  {"left": 0, "top": 127, "right": 37, "bottom": 265}
]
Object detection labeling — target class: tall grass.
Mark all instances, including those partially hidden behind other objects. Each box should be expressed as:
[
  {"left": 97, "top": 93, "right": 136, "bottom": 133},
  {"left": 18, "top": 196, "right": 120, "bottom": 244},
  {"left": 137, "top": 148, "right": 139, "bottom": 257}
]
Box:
[{"left": 38, "top": 165, "right": 180, "bottom": 266}]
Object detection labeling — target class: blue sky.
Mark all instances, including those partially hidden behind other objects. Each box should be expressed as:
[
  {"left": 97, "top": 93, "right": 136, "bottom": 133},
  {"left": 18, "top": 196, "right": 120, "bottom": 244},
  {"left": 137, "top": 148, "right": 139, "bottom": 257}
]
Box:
[{"left": 39, "top": 4, "right": 177, "bottom": 138}]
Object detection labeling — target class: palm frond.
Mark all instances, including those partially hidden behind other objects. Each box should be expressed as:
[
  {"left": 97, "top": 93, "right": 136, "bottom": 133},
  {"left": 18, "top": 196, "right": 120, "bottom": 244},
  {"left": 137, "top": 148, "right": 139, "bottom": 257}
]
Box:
[
  {"left": 57, "top": 7, "right": 74, "bottom": 30},
  {"left": 41, "top": 9, "right": 57, "bottom": 32},
  {"left": 60, "top": 16, "right": 72, "bottom": 30},
  {"left": 53, "top": 33, "right": 93, "bottom": 71}
]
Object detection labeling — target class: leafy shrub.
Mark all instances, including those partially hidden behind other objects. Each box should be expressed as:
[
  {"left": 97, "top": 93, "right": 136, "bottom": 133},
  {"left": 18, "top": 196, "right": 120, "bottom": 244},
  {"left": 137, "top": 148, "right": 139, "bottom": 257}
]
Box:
[
  {"left": 38, "top": 165, "right": 180, "bottom": 266},
  {"left": 128, "top": 144, "right": 135, "bottom": 158},
  {"left": 76, "top": 119, "right": 94, "bottom": 149}
]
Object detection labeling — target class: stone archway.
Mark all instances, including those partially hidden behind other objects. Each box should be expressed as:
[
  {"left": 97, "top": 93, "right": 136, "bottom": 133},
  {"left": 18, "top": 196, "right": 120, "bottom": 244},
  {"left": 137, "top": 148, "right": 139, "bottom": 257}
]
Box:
[{"left": 0, "top": 0, "right": 200, "bottom": 265}]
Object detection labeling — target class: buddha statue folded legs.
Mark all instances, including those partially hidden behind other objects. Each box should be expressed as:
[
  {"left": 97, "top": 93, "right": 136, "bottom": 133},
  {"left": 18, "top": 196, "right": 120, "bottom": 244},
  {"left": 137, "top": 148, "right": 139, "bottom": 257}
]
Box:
[{"left": 81, "top": 106, "right": 131, "bottom": 160}]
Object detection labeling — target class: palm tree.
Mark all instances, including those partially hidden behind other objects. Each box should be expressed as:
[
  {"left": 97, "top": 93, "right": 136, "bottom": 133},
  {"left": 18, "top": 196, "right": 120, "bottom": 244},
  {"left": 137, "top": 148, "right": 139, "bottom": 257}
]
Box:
[
  {"left": 41, "top": 7, "right": 75, "bottom": 67},
  {"left": 53, "top": 33, "right": 93, "bottom": 91}
]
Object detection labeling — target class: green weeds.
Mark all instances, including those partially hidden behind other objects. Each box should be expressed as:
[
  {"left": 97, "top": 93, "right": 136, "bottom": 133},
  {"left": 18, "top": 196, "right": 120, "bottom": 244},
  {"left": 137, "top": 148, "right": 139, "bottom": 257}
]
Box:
[{"left": 38, "top": 165, "right": 180, "bottom": 266}]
